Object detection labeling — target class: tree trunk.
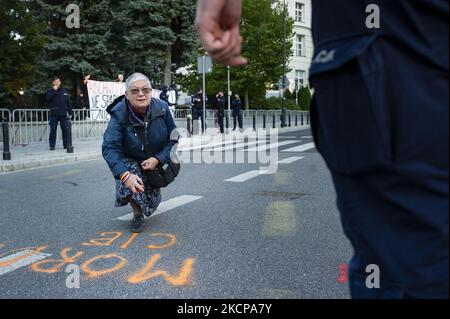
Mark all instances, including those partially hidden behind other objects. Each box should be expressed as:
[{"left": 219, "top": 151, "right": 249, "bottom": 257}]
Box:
[
  {"left": 74, "top": 74, "right": 80, "bottom": 107},
  {"left": 245, "top": 88, "right": 250, "bottom": 110},
  {"left": 163, "top": 46, "right": 172, "bottom": 87}
]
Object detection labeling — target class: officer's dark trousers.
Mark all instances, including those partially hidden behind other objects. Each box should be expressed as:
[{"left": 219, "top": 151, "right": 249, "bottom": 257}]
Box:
[
  {"left": 193, "top": 111, "right": 204, "bottom": 134},
  {"left": 233, "top": 112, "right": 243, "bottom": 130},
  {"left": 49, "top": 115, "right": 69, "bottom": 148},
  {"left": 218, "top": 113, "right": 224, "bottom": 134},
  {"left": 311, "top": 39, "right": 449, "bottom": 299}
]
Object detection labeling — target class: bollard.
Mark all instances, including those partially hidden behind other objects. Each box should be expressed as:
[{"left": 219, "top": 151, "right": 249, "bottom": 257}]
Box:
[
  {"left": 295, "top": 113, "right": 298, "bottom": 126},
  {"left": 272, "top": 114, "right": 276, "bottom": 129},
  {"left": 288, "top": 113, "right": 291, "bottom": 127},
  {"left": 66, "top": 118, "right": 74, "bottom": 153},
  {"left": 301, "top": 113, "right": 304, "bottom": 126},
  {"left": 187, "top": 117, "right": 192, "bottom": 137},
  {"left": 2, "top": 120, "right": 11, "bottom": 161},
  {"left": 263, "top": 114, "right": 266, "bottom": 129},
  {"left": 253, "top": 114, "right": 256, "bottom": 131}
]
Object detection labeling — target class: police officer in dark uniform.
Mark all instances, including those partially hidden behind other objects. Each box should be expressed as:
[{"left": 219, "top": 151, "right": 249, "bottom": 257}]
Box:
[
  {"left": 215, "top": 90, "right": 226, "bottom": 134},
  {"left": 46, "top": 76, "right": 73, "bottom": 150},
  {"left": 309, "top": 0, "right": 449, "bottom": 298},
  {"left": 192, "top": 89, "right": 206, "bottom": 134},
  {"left": 232, "top": 93, "right": 243, "bottom": 131}
]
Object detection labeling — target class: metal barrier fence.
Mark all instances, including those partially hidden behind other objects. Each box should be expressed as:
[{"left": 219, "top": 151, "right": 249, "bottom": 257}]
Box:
[
  {"left": 1, "top": 108, "right": 309, "bottom": 146},
  {"left": 0, "top": 109, "right": 12, "bottom": 146}
]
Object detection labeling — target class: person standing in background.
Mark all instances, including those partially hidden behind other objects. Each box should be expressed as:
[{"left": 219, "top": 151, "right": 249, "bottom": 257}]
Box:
[
  {"left": 215, "top": 90, "right": 225, "bottom": 134},
  {"left": 46, "top": 76, "right": 73, "bottom": 151},
  {"left": 232, "top": 93, "right": 243, "bottom": 131}
]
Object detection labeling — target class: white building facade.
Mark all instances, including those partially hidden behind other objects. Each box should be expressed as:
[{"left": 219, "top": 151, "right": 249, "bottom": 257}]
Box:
[
  {"left": 289, "top": 0, "right": 313, "bottom": 91},
  {"left": 274, "top": 0, "right": 314, "bottom": 92}
]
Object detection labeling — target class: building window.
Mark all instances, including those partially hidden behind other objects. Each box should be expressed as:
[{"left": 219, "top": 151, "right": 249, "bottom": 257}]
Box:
[
  {"left": 296, "top": 35, "right": 306, "bottom": 57},
  {"left": 295, "top": 2, "right": 304, "bottom": 23},
  {"left": 295, "top": 70, "right": 306, "bottom": 88}
]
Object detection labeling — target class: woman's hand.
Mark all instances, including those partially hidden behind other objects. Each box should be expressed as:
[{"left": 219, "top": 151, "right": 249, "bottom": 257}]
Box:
[
  {"left": 141, "top": 157, "right": 160, "bottom": 171},
  {"left": 125, "top": 174, "right": 145, "bottom": 193}
]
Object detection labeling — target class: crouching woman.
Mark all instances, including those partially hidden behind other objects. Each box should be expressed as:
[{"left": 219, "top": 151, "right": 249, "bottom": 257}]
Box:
[{"left": 102, "top": 73, "right": 179, "bottom": 233}]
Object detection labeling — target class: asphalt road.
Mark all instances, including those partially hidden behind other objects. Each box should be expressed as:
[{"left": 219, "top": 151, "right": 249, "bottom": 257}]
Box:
[{"left": 0, "top": 128, "right": 352, "bottom": 299}]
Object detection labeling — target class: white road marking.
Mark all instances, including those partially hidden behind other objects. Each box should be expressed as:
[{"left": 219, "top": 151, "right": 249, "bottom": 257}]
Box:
[
  {"left": 213, "top": 140, "right": 261, "bottom": 152},
  {"left": 225, "top": 170, "right": 271, "bottom": 183},
  {"left": 262, "top": 201, "right": 297, "bottom": 237},
  {"left": 113, "top": 195, "right": 204, "bottom": 221},
  {"left": 0, "top": 250, "right": 52, "bottom": 276},
  {"left": 277, "top": 156, "right": 304, "bottom": 164},
  {"left": 178, "top": 139, "right": 237, "bottom": 152},
  {"left": 244, "top": 140, "right": 300, "bottom": 152},
  {"left": 281, "top": 142, "right": 316, "bottom": 153}
]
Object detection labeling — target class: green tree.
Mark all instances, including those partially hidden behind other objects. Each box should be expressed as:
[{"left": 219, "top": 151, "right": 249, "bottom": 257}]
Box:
[
  {"left": 0, "top": 0, "right": 45, "bottom": 107},
  {"left": 298, "top": 86, "right": 311, "bottom": 111},
  {"left": 178, "top": 0, "right": 294, "bottom": 110},
  {"left": 111, "top": 0, "right": 171, "bottom": 85},
  {"left": 112, "top": 0, "right": 198, "bottom": 88},
  {"left": 162, "top": 0, "right": 199, "bottom": 86},
  {"left": 33, "top": 0, "right": 117, "bottom": 99}
]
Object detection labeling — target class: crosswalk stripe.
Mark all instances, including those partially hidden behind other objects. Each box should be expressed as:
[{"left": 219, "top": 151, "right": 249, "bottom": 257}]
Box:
[
  {"left": 281, "top": 142, "right": 316, "bottom": 153},
  {"left": 245, "top": 140, "right": 300, "bottom": 152},
  {"left": 178, "top": 139, "right": 237, "bottom": 152},
  {"left": 113, "top": 195, "right": 204, "bottom": 221},
  {"left": 212, "top": 140, "right": 261, "bottom": 152},
  {"left": 0, "top": 250, "right": 52, "bottom": 276},
  {"left": 277, "top": 156, "right": 304, "bottom": 164},
  {"left": 225, "top": 170, "right": 270, "bottom": 183}
]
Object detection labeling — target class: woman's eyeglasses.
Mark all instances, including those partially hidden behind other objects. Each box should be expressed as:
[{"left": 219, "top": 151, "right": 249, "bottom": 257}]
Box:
[{"left": 129, "top": 87, "right": 152, "bottom": 95}]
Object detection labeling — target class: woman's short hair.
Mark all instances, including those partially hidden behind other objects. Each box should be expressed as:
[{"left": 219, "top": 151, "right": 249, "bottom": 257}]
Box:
[{"left": 125, "top": 73, "right": 152, "bottom": 91}]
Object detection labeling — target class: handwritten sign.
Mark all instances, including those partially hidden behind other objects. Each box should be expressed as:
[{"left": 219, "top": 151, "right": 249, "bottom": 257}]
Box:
[
  {"left": 87, "top": 80, "right": 126, "bottom": 110},
  {"left": 87, "top": 80, "right": 162, "bottom": 110}
]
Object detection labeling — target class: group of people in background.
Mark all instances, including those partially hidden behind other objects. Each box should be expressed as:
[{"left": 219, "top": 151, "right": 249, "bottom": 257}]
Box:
[{"left": 191, "top": 88, "right": 243, "bottom": 135}]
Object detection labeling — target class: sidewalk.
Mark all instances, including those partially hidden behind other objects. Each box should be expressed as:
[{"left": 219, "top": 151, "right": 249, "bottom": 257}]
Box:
[{"left": 0, "top": 125, "right": 309, "bottom": 173}]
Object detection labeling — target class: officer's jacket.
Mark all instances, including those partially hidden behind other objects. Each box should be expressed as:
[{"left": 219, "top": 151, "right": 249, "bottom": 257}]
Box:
[{"left": 46, "top": 88, "right": 73, "bottom": 117}]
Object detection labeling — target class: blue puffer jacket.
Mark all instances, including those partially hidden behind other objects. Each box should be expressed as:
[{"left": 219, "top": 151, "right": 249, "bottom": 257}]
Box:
[{"left": 102, "top": 96, "right": 179, "bottom": 179}]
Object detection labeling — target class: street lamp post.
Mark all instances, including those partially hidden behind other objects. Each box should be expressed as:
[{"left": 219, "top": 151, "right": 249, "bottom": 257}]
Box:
[
  {"left": 227, "top": 65, "right": 231, "bottom": 134},
  {"left": 281, "top": 0, "right": 287, "bottom": 128},
  {"left": 202, "top": 55, "right": 206, "bottom": 134}
]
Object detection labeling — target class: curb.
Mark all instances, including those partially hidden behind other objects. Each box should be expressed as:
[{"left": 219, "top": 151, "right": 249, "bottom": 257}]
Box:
[{"left": 0, "top": 153, "right": 102, "bottom": 173}]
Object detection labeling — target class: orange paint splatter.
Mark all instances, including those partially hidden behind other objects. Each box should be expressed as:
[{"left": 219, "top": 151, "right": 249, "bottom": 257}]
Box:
[
  {"left": 30, "top": 248, "right": 84, "bottom": 274},
  {"left": 120, "top": 233, "right": 139, "bottom": 249},
  {"left": 147, "top": 233, "right": 177, "bottom": 250},
  {"left": 82, "top": 232, "right": 123, "bottom": 247},
  {"left": 80, "top": 254, "right": 127, "bottom": 279},
  {"left": 128, "top": 254, "right": 195, "bottom": 286}
]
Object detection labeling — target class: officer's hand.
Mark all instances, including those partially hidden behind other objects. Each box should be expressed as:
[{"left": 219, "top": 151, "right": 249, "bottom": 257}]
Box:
[
  {"left": 141, "top": 157, "right": 160, "bottom": 171},
  {"left": 125, "top": 174, "right": 145, "bottom": 193},
  {"left": 195, "top": 0, "right": 247, "bottom": 66}
]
